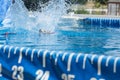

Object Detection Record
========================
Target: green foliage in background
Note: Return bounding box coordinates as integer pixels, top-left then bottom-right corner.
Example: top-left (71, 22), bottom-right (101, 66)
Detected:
top-left (94, 0), bottom-right (108, 8)
top-left (94, 0), bottom-right (108, 5)
top-left (94, 2), bottom-right (101, 8)
top-left (70, 0), bottom-right (87, 4)
top-left (74, 8), bottom-right (89, 14)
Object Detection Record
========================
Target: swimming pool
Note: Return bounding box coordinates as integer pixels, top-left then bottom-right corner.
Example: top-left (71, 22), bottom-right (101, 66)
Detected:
top-left (1, 18), bottom-right (120, 56)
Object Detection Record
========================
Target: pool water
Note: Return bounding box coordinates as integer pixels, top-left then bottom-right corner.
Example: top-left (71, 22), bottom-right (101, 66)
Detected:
top-left (0, 18), bottom-right (120, 56)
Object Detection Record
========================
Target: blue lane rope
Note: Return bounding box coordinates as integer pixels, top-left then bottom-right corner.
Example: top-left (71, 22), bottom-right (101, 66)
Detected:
top-left (84, 18), bottom-right (120, 28)
top-left (0, 45), bottom-right (120, 80)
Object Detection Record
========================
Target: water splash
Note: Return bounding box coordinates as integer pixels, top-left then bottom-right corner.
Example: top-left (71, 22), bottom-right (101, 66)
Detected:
top-left (0, 0), bottom-right (11, 22)
top-left (35, 0), bottom-right (69, 32)
top-left (1, 0), bottom-right (70, 33)
top-left (2, 0), bottom-right (29, 31)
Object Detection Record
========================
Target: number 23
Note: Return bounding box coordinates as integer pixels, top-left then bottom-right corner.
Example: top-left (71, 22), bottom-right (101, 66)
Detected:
top-left (12, 65), bottom-right (24, 80)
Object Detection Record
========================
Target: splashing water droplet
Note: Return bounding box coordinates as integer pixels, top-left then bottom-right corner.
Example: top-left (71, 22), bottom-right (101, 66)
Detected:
top-left (2, 0), bottom-right (70, 33)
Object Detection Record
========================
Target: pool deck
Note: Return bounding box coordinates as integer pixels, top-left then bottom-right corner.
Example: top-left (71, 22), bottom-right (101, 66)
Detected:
top-left (62, 14), bottom-right (120, 20)
top-left (29, 11), bottom-right (120, 20)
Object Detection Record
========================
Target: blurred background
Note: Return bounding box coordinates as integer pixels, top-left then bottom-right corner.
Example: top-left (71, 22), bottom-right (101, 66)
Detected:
top-left (22, 0), bottom-right (108, 15)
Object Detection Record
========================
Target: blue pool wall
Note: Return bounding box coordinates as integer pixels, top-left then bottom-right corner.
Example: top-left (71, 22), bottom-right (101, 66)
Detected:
top-left (84, 18), bottom-right (120, 28)
top-left (0, 45), bottom-right (120, 80)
